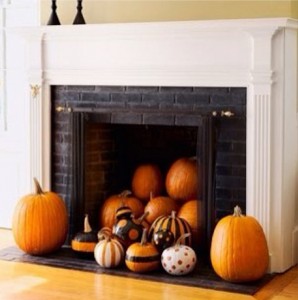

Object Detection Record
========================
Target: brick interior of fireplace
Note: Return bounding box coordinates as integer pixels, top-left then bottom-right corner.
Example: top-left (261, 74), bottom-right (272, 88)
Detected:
top-left (51, 86), bottom-right (246, 246)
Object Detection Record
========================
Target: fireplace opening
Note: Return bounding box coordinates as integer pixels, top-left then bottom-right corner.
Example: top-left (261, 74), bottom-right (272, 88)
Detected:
top-left (51, 85), bottom-right (246, 263)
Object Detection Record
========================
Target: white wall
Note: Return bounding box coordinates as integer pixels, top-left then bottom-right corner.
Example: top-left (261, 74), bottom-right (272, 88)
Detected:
top-left (0, 0), bottom-right (39, 228)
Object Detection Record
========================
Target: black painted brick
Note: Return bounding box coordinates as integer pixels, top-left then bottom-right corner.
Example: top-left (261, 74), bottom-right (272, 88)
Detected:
top-left (111, 113), bottom-right (142, 124)
top-left (176, 93), bottom-right (209, 105)
top-left (81, 92), bottom-right (110, 102)
top-left (143, 113), bottom-right (175, 125)
top-left (111, 92), bottom-right (141, 103)
top-left (142, 93), bottom-right (174, 104)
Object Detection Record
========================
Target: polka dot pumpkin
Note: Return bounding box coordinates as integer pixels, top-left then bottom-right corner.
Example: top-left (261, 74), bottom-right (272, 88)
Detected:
top-left (161, 233), bottom-right (197, 276)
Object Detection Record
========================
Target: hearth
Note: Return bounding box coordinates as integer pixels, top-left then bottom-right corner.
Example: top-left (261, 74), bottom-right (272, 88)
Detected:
top-left (51, 85), bottom-right (246, 256)
top-left (19, 18), bottom-right (298, 273)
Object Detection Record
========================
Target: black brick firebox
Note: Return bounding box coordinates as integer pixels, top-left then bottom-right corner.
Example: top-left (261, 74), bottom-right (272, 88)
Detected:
top-left (51, 85), bottom-right (246, 250)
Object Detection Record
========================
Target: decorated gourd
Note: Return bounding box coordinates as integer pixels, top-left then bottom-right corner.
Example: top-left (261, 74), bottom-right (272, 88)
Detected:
top-left (210, 206), bottom-right (269, 282)
top-left (71, 214), bottom-right (98, 255)
top-left (125, 229), bottom-right (160, 273)
top-left (131, 163), bottom-right (163, 201)
top-left (165, 157), bottom-right (200, 202)
top-left (144, 195), bottom-right (179, 224)
top-left (94, 236), bottom-right (125, 268)
top-left (149, 210), bottom-right (192, 252)
top-left (113, 206), bottom-right (144, 248)
top-left (99, 190), bottom-right (144, 229)
top-left (178, 199), bottom-right (202, 245)
top-left (161, 233), bottom-right (197, 275)
top-left (12, 178), bottom-right (68, 255)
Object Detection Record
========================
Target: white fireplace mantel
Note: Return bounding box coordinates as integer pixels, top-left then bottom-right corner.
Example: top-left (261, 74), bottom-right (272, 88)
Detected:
top-left (11, 18), bottom-right (298, 273)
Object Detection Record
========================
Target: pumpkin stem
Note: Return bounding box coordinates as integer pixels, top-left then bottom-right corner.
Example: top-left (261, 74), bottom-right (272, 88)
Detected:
top-left (136, 211), bottom-right (149, 224)
top-left (175, 233), bottom-right (191, 246)
top-left (84, 214), bottom-right (92, 233)
top-left (171, 210), bottom-right (177, 219)
top-left (140, 228), bottom-right (148, 246)
top-left (119, 190), bottom-right (132, 207)
top-left (119, 190), bottom-right (132, 198)
top-left (33, 177), bottom-right (44, 195)
top-left (233, 205), bottom-right (243, 217)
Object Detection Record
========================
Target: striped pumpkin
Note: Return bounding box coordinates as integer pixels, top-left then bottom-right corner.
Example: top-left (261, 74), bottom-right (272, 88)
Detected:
top-left (125, 229), bottom-right (160, 273)
top-left (149, 210), bottom-right (192, 252)
top-left (94, 237), bottom-right (124, 268)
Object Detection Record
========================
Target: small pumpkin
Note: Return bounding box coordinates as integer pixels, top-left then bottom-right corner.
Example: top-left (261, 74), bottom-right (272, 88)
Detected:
top-left (71, 214), bottom-right (98, 255)
top-left (99, 190), bottom-right (144, 229)
top-left (144, 195), bottom-right (179, 224)
top-left (125, 229), bottom-right (160, 273)
top-left (165, 157), bottom-right (200, 202)
top-left (161, 233), bottom-right (197, 275)
top-left (149, 210), bottom-right (192, 252)
top-left (210, 206), bottom-right (269, 282)
top-left (113, 206), bottom-right (145, 249)
top-left (178, 199), bottom-right (202, 245)
top-left (94, 236), bottom-right (125, 268)
top-left (131, 163), bottom-right (163, 201)
top-left (12, 178), bottom-right (68, 255)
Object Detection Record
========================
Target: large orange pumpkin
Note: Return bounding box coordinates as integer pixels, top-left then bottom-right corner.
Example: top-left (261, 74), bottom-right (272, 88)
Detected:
top-left (12, 178), bottom-right (68, 255)
top-left (99, 190), bottom-right (144, 229)
top-left (144, 195), bottom-right (179, 224)
top-left (131, 163), bottom-right (163, 201)
top-left (210, 206), bottom-right (269, 282)
top-left (165, 157), bottom-right (200, 202)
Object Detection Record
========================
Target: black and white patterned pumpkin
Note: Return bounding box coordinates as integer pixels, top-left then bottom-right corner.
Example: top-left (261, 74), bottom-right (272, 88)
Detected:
top-left (149, 210), bottom-right (192, 252)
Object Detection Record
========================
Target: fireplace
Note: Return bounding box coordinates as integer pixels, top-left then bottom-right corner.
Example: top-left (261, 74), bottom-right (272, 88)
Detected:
top-left (20, 18), bottom-right (298, 273)
top-left (51, 85), bottom-right (246, 252)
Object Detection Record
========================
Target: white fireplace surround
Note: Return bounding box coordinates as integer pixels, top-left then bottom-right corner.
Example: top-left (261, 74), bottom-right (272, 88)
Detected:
top-left (15, 18), bottom-right (298, 273)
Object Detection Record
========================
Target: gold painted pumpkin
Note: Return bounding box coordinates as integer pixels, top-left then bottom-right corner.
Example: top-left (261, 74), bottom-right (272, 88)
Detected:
top-left (165, 157), bottom-right (200, 202)
top-left (125, 229), bottom-right (160, 273)
top-left (12, 178), bottom-right (68, 255)
top-left (210, 206), bottom-right (269, 282)
top-left (131, 163), bottom-right (163, 201)
top-left (99, 190), bottom-right (144, 229)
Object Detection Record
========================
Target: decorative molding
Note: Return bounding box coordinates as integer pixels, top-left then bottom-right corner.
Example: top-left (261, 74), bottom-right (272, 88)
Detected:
top-left (30, 84), bottom-right (40, 99)
top-left (19, 18), bottom-right (298, 273)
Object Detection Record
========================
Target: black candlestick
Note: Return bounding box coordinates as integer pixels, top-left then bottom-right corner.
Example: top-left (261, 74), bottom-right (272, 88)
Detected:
top-left (47, 0), bottom-right (61, 25)
top-left (73, 0), bottom-right (86, 25)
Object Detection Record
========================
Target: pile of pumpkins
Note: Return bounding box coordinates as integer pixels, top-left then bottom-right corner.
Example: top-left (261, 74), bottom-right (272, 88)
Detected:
top-left (11, 157), bottom-right (270, 282)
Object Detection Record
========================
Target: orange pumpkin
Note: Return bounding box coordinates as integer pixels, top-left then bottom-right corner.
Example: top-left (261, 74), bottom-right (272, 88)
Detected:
top-left (210, 206), bottom-right (269, 282)
top-left (144, 195), bottom-right (179, 224)
top-left (165, 157), bottom-right (200, 202)
top-left (99, 190), bottom-right (144, 229)
top-left (12, 178), bottom-right (68, 255)
top-left (131, 163), bottom-right (163, 201)
top-left (125, 229), bottom-right (160, 273)
top-left (178, 199), bottom-right (202, 245)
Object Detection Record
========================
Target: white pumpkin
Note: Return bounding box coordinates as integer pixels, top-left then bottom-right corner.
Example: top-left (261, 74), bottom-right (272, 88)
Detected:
top-left (94, 237), bottom-right (124, 268)
top-left (161, 233), bottom-right (197, 275)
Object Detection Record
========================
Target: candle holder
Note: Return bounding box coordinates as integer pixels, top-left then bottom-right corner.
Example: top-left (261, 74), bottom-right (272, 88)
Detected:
top-left (47, 0), bottom-right (61, 25)
top-left (73, 0), bottom-right (86, 25)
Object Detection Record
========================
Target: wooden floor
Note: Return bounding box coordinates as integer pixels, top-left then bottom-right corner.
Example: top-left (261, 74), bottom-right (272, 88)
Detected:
top-left (0, 229), bottom-right (297, 300)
